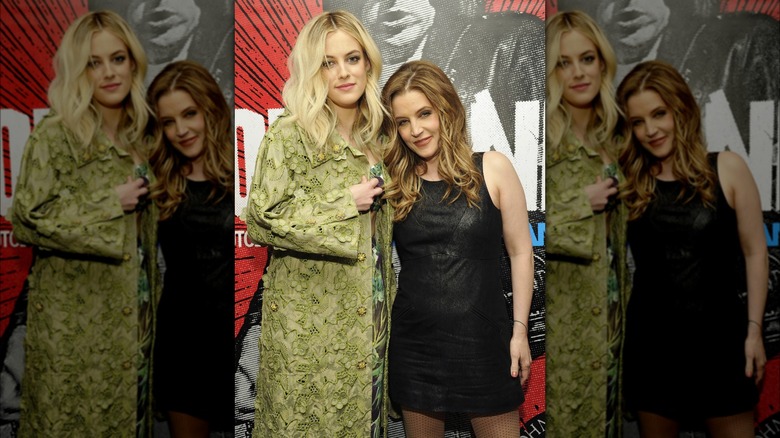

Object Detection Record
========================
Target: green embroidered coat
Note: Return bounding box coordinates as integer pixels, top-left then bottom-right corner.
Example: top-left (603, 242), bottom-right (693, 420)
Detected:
top-left (10, 115), bottom-right (160, 437)
top-left (246, 113), bottom-right (395, 437)
top-left (545, 131), bottom-right (629, 438)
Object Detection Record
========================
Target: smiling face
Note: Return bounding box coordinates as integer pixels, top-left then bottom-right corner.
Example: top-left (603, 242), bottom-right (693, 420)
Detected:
top-left (627, 89), bottom-right (676, 165)
top-left (322, 29), bottom-right (370, 116)
top-left (157, 89), bottom-right (206, 164)
top-left (556, 29), bottom-right (603, 111)
top-left (88, 30), bottom-right (134, 113)
top-left (391, 89), bottom-right (441, 163)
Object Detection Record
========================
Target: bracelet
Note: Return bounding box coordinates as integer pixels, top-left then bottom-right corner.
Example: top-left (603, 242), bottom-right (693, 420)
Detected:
top-left (748, 319), bottom-right (762, 329)
top-left (513, 320), bottom-right (528, 331)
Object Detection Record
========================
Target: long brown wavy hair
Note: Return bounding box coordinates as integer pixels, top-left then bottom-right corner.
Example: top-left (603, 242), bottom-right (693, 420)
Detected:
top-left (147, 60), bottom-right (233, 220)
top-left (382, 60), bottom-right (482, 222)
top-left (617, 60), bottom-right (717, 220)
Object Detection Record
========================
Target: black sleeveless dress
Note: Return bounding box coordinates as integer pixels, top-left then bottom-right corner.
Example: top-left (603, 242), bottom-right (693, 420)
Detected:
top-left (389, 153), bottom-right (523, 413)
top-left (154, 180), bottom-right (234, 428)
top-left (624, 153), bottom-right (757, 420)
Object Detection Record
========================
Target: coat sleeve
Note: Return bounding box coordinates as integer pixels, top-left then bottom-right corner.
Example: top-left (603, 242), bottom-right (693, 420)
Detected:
top-left (246, 122), bottom-right (361, 259)
top-left (10, 121), bottom-right (128, 259)
top-left (545, 147), bottom-right (596, 260)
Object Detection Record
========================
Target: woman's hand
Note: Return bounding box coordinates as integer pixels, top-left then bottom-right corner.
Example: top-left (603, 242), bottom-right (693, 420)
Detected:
top-left (349, 176), bottom-right (383, 212)
top-left (744, 322), bottom-right (766, 384)
top-left (584, 175), bottom-right (618, 212)
top-left (115, 176), bottom-right (149, 213)
top-left (510, 326), bottom-right (532, 385)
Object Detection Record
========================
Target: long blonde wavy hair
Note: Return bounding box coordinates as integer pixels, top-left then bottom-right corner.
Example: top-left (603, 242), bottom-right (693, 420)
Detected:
top-left (147, 61), bottom-right (233, 221)
top-left (46, 10), bottom-right (148, 155)
top-left (282, 10), bottom-right (386, 158)
top-left (382, 60), bottom-right (482, 222)
top-left (617, 60), bottom-right (717, 220)
top-left (546, 10), bottom-right (619, 153)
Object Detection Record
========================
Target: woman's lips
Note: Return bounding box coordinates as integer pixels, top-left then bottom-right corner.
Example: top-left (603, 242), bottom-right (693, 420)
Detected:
top-left (179, 136), bottom-right (197, 148)
top-left (414, 136), bottom-right (432, 147)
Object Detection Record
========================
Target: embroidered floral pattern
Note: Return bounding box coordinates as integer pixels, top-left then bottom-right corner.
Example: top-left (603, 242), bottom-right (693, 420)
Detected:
top-left (545, 132), bottom-right (629, 438)
top-left (247, 114), bottom-right (395, 437)
top-left (10, 116), bottom-right (160, 437)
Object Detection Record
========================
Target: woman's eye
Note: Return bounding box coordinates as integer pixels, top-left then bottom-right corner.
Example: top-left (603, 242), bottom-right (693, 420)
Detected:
top-left (322, 60), bottom-right (334, 69)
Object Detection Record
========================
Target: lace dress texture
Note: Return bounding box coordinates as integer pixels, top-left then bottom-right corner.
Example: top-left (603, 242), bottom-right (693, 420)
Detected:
top-left (246, 113), bottom-right (395, 437)
top-left (10, 115), bottom-right (159, 437)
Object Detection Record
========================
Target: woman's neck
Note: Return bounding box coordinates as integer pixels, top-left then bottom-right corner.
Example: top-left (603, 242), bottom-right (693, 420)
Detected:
top-left (186, 157), bottom-right (207, 181)
top-left (419, 157), bottom-right (440, 181)
top-left (568, 105), bottom-right (592, 144)
top-left (334, 106), bottom-right (357, 137)
top-left (100, 107), bottom-right (123, 143)
top-left (655, 157), bottom-right (675, 181)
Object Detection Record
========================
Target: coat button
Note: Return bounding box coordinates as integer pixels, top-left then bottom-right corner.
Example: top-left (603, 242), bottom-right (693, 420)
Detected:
top-left (269, 302), bottom-right (278, 312)
top-left (591, 361), bottom-right (600, 370)
top-left (123, 253), bottom-right (131, 262)
top-left (357, 253), bottom-right (366, 262)
top-left (123, 361), bottom-right (132, 370)
top-left (122, 307), bottom-right (132, 316)
top-left (592, 253), bottom-right (601, 262)
top-left (357, 360), bottom-right (366, 370)
top-left (357, 306), bottom-right (367, 316)
top-left (34, 303), bottom-right (43, 311)
top-left (591, 307), bottom-right (601, 316)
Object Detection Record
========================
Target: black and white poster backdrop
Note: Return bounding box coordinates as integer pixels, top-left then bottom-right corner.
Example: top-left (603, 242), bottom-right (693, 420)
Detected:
top-left (233, 1), bottom-right (547, 436)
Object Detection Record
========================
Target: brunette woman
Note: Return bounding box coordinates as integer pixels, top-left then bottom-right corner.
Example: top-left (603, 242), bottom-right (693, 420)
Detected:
top-left (147, 60), bottom-right (234, 437)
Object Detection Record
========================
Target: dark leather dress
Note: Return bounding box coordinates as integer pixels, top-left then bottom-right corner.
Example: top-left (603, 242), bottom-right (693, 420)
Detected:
top-left (154, 180), bottom-right (234, 428)
top-left (389, 153), bottom-right (523, 413)
top-left (624, 153), bottom-right (757, 420)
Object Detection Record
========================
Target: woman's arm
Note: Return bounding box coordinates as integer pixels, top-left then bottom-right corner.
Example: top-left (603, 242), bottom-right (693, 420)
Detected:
top-left (10, 121), bottom-right (130, 259)
top-left (546, 143), bottom-right (616, 259)
top-left (719, 151), bottom-right (768, 383)
top-left (245, 122), bottom-right (367, 259)
top-left (484, 151), bottom-right (534, 384)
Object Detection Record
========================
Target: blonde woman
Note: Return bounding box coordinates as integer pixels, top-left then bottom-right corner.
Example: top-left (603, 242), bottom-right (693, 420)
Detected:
top-left (544, 10), bottom-right (629, 437)
top-left (245, 10), bottom-right (394, 438)
top-left (147, 60), bottom-right (234, 437)
top-left (10, 10), bottom-right (158, 436)
top-left (382, 60), bottom-right (533, 438)
top-left (618, 60), bottom-right (766, 437)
